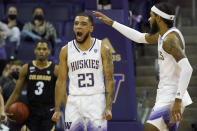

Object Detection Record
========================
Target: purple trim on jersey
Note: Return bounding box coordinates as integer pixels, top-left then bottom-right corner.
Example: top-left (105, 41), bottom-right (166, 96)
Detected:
top-left (89, 38), bottom-right (96, 52)
top-left (73, 40), bottom-right (80, 53)
top-left (148, 106), bottom-right (178, 131)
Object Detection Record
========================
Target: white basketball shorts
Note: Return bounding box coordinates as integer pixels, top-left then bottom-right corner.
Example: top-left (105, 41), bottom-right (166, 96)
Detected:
top-left (65, 93), bottom-right (107, 131)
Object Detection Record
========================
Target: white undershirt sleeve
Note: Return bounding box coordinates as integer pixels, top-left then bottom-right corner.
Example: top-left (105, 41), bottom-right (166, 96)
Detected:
top-left (112, 21), bottom-right (148, 44)
top-left (175, 58), bottom-right (193, 99)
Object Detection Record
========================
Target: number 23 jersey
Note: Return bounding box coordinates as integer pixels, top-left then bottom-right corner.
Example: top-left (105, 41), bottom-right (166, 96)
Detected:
top-left (26, 62), bottom-right (56, 106)
top-left (67, 38), bottom-right (105, 95)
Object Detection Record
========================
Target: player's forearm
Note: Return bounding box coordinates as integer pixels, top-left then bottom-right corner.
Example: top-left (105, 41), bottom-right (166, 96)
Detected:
top-left (175, 58), bottom-right (193, 99)
top-left (55, 80), bottom-right (66, 111)
top-left (112, 21), bottom-right (148, 44)
top-left (105, 79), bottom-right (115, 110)
top-left (61, 92), bottom-right (68, 108)
top-left (0, 94), bottom-right (5, 114)
top-left (5, 89), bottom-right (20, 110)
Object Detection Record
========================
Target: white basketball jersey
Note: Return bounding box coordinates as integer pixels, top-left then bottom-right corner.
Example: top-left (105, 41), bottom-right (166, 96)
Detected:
top-left (67, 38), bottom-right (105, 95)
top-left (155, 27), bottom-right (192, 108)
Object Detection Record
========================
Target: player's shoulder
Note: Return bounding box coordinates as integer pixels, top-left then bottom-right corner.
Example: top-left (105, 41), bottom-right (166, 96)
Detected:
top-left (163, 32), bottom-right (179, 45)
top-left (101, 38), bottom-right (110, 51)
top-left (22, 63), bottom-right (29, 70)
top-left (164, 28), bottom-right (182, 41)
top-left (19, 63), bottom-right (29, 77)
top-left (59, 44), bottom-right (68, 59)
top-left (61, 44), bottom-right (68, 52)
top-left (54, 65), bottom-right (59, 77)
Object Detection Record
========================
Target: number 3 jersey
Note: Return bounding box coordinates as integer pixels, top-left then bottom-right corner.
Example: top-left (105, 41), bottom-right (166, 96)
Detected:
top-left (26, 62), bottom-right (57, 107)
top-left (67, 38), bottom-right (105, 95)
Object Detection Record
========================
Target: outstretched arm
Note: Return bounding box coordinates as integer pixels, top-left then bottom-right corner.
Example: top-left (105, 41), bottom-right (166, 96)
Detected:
top-left (101, 41), bottom-right (115, 120)
top-left (52, 45), bottom-right (68, 122)
top-left (92, 11), bottom-right (158, 44)
top-left (5, 64), bottom-right (27, 111)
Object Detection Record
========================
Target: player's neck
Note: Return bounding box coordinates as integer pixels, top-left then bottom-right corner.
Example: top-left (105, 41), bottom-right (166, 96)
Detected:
top-left (33, 60), bottom-right (51, 69)
top-left (76, 37), bottom-right (93, 51)
top-left (159, 23), bottom-right (169, 36)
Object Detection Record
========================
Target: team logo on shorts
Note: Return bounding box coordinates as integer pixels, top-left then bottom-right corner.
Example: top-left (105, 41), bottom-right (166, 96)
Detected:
top-left (65, 122), bottom-right (72, 130)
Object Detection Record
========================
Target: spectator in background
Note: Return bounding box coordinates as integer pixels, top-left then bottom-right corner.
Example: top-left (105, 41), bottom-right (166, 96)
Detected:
top-left (2, 5), bottom-right (24, 31)
top-left (22, 7), bottom-right (58, 56)
top-left (0, 21), bottom-right (12, 60)
top-left (97, 0), bottom-right (112, 10)
top-left (1, 5), bottom-right (22, 55)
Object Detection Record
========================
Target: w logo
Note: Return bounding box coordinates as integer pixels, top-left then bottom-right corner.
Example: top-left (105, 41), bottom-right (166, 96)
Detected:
top-left (65, 122), bottom-right (72, 129)
top-left (113, 74), bottom-right (125, 103)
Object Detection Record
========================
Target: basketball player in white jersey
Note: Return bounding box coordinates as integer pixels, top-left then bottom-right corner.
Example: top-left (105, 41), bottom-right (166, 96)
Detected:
top-left (93, 2), bottom-right (193, 131)
top-left (52, 12), bottom-right (114, 131)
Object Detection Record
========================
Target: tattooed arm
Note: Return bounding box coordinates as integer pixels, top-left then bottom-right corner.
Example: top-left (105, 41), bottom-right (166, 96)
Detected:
top-left (101, 40), bottom-right (115, 120)
top-left (163, 33), bottom-right (186, 61)
top-left (163, 33), bottom-right (193, 123)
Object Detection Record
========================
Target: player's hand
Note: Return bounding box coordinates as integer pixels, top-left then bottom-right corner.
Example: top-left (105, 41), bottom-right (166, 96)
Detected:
top-left (170, 98), bottom-right (182, 123)
top-left (103, 108), bottom-right (112, 120)
top-left (92, 11), bottom-right (114, 26)
top-left (6, 112), bottom-right (16, 122)
top-left (0, 111), bottom-right (7, 123)
top-left (51, 111), bottom-right (61, 122)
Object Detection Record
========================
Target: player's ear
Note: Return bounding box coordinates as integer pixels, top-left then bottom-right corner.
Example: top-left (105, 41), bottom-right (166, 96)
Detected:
top-left (48, 49), bottom-right (51, 56)
top-left (157, 15), bottom-right (162, 22)
top-left (90, 25), bottom-right (93, 33)
top-left (34, 48), bottom-right (36, 55)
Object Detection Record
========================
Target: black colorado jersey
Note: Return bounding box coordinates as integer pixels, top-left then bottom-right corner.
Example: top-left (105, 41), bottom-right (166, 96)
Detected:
top-left (26, 62), bottom-right (56, 107)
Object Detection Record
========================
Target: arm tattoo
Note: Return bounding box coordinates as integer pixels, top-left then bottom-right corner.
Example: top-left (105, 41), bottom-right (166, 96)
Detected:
top-left (104, 47), bottom-right (115, 110)
top-left (163, 37), bottom-right (186, 62)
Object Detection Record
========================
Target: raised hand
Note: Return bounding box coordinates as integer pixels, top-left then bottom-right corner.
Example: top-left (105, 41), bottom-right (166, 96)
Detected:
top-left (92, 11), bottom-right (114, 26)
top-left (0, 111), bottom-right (7, 123)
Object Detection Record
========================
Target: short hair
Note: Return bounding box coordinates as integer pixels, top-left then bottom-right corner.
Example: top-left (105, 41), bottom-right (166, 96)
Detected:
top-left (75, 12), bottom-right (94, 25)
top-left (35, 39), bottom-right (50, 49)
top-left (7, 5), bottom-right (18, 13)
top-left (154, 2), bottom-right (175, 28)
top-left (32, 7), bottom-right (45, 15)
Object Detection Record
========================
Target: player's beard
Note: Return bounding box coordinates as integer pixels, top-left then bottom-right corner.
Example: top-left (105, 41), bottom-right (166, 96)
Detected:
top-left (149, 20), bottom-right (159, 35)
top-left (74, 32), bottom-right (90, 44)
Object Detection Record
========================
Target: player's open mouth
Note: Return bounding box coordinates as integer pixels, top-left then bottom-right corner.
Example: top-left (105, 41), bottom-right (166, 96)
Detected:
top-left (76, 32), bottom-right (83, 38)
top-left (39, 55), bottom-right (44, 57)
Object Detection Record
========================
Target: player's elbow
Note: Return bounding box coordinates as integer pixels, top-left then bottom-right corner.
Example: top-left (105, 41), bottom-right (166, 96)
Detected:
top-left (187, 65), bottom-right (193, 76)
top-left (182, 64), bottom-right (193, 77)
top-left (56, 78), bottom-right (66, 88)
